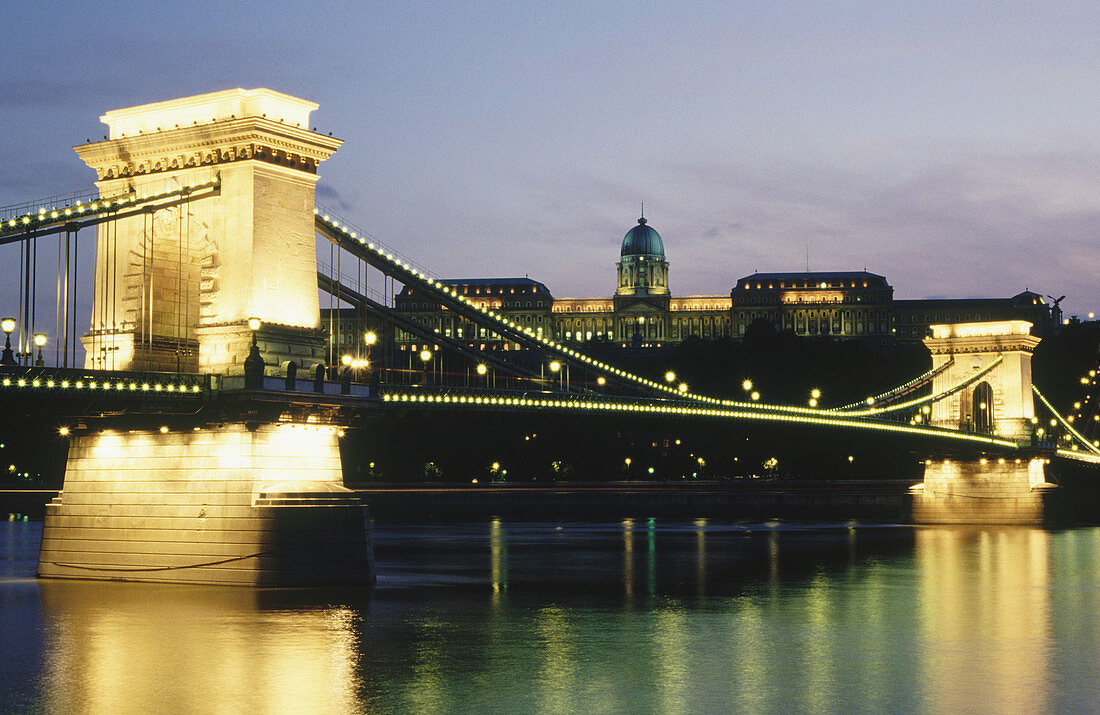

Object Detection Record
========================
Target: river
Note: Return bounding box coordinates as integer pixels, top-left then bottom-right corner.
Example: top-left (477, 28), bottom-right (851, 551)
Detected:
top-left (2, 517), bottom-right (1100, 712)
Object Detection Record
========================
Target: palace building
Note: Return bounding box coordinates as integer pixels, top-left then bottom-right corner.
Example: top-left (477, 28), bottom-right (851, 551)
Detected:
top-left (322, 214), bottom-right (1057, 359)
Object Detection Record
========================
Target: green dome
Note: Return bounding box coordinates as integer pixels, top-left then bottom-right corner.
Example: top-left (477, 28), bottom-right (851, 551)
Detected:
top-left (620, 217), bottom-right (665, 257)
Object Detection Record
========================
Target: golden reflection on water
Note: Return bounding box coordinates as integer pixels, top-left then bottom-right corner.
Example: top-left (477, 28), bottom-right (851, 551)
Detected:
top-left (534, 605), bottom-right (578, 712)
top-left (654, 605), bottom-right (690, 712)
top-left (489, 516), bottom-right (507, 605)
top-left (916, 527), bottom-right (1052, 713)
top-left (37, 580), bottom-right (362, 713)
top-left (25, 523), bottom-right (1096, 712)
top-left (622, 518), bottom-right (634, 604)
top-left (694, 517), bottom-right (707, 599)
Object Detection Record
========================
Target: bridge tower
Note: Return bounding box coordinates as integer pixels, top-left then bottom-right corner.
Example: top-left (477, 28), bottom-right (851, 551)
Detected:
top-left (912, 320), bottom-right (1061, 524)
top-left (38, 91), bottom-right (372, 586)
top-left (924, 320), bottom-right (1039, 439)
top-left (74, 88), bottom-right (341, 375)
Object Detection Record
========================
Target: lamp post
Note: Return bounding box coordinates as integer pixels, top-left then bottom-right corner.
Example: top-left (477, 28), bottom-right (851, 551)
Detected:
top-left (549, 360), bottom-right (561, 390)
top-left (244, 317), bottom-right (264, 388)
top-left (1, 318), bottom-right (15, 366)
top-left (34, 334), bottom-right (46, 367)
top-left (364, 331), bottom-right (377, 383)
top-left (420, 348), bottom-right (432, 385)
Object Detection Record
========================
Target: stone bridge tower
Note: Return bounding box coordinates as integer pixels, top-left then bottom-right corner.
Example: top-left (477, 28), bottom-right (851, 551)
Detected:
top-left (74, 88), bottom-right (341, 375)
top-left (913, 320), bottom-right (1061, 524)
top-left (37, 91), bottom-right (371, 587)
top-left (924, 320), bottom-right (1040, 440)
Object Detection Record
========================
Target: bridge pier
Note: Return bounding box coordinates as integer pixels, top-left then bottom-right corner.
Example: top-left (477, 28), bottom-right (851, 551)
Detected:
top-left (37, 422), bottom-right (373, 586)
top-left (910, 457), bottom-right (1064, 525)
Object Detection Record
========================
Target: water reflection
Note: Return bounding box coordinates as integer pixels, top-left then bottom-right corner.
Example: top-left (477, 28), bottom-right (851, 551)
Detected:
top-left (6, 521), bottom-right (1100, 711)
top-left (915, 527), bottom-right (1054, 713)
top-left (35, 581), bottom-right (366, 713)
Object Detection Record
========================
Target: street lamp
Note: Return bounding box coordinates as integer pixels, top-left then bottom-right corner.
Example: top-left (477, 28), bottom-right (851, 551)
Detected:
top-left (364, 331), bottom-right (377, 365)
top-left (678, 382), bottom-right (688, 393)
top-left (244, 317), bottom-right (264, 388)
top-left (549, 360), bottom-right (565, 390)
top-left (420, 348), bottom-right (432, 384)
top-left (34, 334), bottom-right (46, 367)
top-left (665, 370), bottom-right (676, 383)
top-left (1, 318), bottom-right (15, 366)
top-left (742, 379), bottom-right (753, 392)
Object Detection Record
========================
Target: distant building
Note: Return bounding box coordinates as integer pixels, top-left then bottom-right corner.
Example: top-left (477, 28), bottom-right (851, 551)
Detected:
top-left (322, 214), bottom-right (1057, 360)
top-left (731, 271), bottom-right (893, 338)
top-left (893, 292), bottom-right (1056, 341)
top-left (395, 277), bottom-right (554, 352)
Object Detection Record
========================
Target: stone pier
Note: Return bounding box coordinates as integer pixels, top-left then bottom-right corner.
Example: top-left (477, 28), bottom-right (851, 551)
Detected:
top-left (910, 457), bottom-right (1061, 525)
top-left (37, 423), bottom-right (373, 586)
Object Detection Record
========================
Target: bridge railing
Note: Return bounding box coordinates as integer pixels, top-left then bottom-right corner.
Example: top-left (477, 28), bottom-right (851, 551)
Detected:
top-left (0, 364), bottom-right (212, 395)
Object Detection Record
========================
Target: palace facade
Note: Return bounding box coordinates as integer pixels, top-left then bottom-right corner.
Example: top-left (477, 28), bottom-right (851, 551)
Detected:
top-left (322, 214), bottom-right (1057, 358)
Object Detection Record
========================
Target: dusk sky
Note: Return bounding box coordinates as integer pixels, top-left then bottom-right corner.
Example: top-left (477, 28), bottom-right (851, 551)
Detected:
top-left (3, 1), bottom-right (1098, 316)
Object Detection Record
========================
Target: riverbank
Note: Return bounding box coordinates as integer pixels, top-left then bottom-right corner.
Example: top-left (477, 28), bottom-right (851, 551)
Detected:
top-left (354, 480), bottom-right (914, 521)
top-left (3, 481), bottom-right (913, 522)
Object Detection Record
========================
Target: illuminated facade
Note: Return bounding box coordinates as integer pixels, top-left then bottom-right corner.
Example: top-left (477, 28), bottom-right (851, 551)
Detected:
top-left (733, 275), bottom-right (1055, 341)
top-left (388, 216), bottom-right (732, 351)
top-left (893, 292), bottom-right (1055, 341)
top-left (76, 88), bottom-right (341, 375)
top-left (912, 319), bottom-right (1058, 525)
top-left (732, 271), bottom-right (893, 338)
top-left (378, 215), bottom-right (1055, 354)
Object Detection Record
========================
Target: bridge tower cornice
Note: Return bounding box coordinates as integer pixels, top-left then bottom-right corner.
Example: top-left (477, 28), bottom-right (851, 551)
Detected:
top-left (923, 320), bottom-right (1040, 357)
top-left (74, 120), bottom-right (342, 181)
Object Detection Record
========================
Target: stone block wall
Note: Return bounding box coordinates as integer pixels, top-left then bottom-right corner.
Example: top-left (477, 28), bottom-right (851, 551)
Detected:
top-left (37, 423), bottom-right (373, 586)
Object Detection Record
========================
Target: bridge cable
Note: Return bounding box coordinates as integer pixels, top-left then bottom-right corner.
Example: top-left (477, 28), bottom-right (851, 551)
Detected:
top-left (31, 230), bottom-right (37, 363)
top-left (1033, 384), bottom-right (1100, 455)
top-left (832, 360), bottom-right (954, 412)
top-left (176, 203), bottom-right (182, 372)
top-left (70, 226), bottom-right (77, 367)
top-left (832, 355), bottom-right (1004, 418)
top-left (55, 229), bottom-right (61, 367)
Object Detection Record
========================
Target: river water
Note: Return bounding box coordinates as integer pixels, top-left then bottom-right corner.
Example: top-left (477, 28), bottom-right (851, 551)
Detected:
top-left (2, 517), bottom-right (1100, 713)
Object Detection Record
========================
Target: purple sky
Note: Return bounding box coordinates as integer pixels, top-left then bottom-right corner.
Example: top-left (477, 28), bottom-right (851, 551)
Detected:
top-left (3, 1), bottom-right (1098, 318)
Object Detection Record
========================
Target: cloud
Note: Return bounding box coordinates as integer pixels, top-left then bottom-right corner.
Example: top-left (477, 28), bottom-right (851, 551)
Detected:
top-left (315, 184), bottom-right (355, 213)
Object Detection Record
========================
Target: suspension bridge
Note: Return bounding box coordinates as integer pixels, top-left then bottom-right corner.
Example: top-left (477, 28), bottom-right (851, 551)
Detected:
top-left (2, 88), bottom-right (1097, 585)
